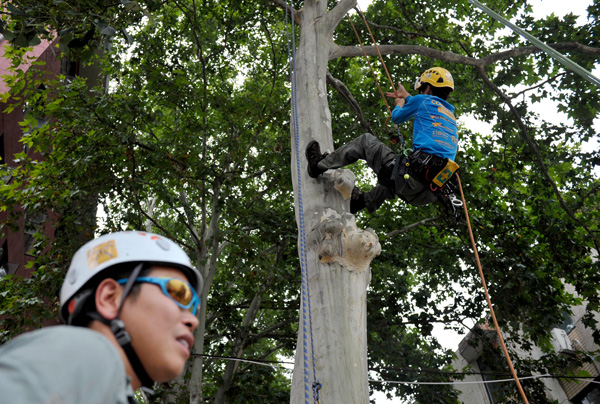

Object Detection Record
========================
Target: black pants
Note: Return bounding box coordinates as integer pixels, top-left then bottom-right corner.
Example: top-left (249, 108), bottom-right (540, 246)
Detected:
top-left (317, 133), bottom-right (436, 212)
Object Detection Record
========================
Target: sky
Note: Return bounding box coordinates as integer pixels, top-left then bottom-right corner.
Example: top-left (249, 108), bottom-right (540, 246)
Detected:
top-left (353, 0), bottom-right (597, 402)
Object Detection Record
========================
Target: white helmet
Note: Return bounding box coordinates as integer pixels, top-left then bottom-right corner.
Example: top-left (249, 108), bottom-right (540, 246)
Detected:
top-left (60, 231), bottom-right (202, 322)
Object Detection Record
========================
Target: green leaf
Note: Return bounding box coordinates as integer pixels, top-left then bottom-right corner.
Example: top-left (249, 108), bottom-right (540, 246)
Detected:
top-left (7, 3), bottom-right (26, 16)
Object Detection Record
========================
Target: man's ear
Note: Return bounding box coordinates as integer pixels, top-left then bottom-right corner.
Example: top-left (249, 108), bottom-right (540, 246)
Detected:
top-left (95, 278), bottom-right (123, 320)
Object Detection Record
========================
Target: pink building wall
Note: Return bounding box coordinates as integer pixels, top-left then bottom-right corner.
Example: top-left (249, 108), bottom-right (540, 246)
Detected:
top-left (0, 36), bottom-right (62, 277)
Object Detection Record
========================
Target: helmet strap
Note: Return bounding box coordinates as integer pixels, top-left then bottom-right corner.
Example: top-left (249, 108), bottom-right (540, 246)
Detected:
top-left (116, 263), bottom-right (144, 317)
top-left (110, 318), bottom-right (155, 391)
top-left (66, 288), bottom-right (94, 325)
top-left (414, 77), bottom-right (421, 91)
top-left (88, 263), bottom-right (155, 391)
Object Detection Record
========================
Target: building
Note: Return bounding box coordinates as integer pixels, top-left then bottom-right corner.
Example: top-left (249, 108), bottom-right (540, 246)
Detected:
top-left (0, 35), bottom-right (66, 278)
top-left (453, 284), bottom-right (600, 403)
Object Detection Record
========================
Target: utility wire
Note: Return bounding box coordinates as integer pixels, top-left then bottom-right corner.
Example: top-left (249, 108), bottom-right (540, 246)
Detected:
top-left (195, 353), bottom-right (600, 380)
top-left (465, 0), bottom-right (600, 88)
top-left (370, 374), bottom-right (600, 386)
top-left (194, 354), bottom-right (600, 387)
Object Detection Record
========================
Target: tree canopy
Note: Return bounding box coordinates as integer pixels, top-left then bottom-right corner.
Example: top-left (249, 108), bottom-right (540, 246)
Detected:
top-left (1, 0), bottom-right (599, 403)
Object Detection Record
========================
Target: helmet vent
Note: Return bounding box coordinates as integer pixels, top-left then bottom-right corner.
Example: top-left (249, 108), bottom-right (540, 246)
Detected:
top-left (68, 268), bottom-right (78, 284)
top-left (155, 238), bottom-right (171, 251)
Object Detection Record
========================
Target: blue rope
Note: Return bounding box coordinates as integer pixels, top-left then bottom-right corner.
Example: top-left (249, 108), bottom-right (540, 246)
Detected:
top-left (285, 2), bottom-right (320, 403)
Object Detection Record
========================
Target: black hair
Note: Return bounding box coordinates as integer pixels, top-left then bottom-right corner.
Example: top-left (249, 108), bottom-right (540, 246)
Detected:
top-left (419, 83), bottom-right (452, 101)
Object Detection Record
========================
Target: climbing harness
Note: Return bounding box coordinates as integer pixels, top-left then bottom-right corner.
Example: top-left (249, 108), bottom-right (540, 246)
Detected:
top-left (456, 174), bottom-right (530, 404)
top-left (285, 2), bottom-right (321, 403)
top-left (386, 149), bottom-right (463, 214)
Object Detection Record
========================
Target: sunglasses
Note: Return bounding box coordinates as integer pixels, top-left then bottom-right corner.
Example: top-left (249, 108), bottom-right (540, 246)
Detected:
top-left (117, 277), bottom-right (201, 315)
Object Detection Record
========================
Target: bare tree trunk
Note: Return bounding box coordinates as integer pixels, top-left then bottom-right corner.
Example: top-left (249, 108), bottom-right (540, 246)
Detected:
top-left (213, 293), bottom-right (263, 404)
top-left (289, 1), bottom-right (381, 403)
top-left (189, 184), bottom-right (224, 404)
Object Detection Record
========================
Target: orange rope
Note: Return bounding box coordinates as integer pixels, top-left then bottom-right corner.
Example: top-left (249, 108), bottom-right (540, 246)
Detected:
top-left (456, 173), bottom-right (530, 404)
top-left (347, 15), bottom-right (393, 117)
top-left (355, 5), bottom-right (396, 94)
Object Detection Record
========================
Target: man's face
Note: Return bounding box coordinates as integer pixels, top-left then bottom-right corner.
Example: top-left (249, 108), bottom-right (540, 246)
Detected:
top-left (120, 266), bottom-right (199, 382)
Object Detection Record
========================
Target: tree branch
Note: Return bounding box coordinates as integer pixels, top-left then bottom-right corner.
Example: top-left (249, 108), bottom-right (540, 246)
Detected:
top-left (510, 73), bottom-right (566, 99)
top-left (325, 0), bottom-right (357, 35)
top-left (480, 42), bottom-right (600, 65)
top-left (326, 71), bottom-right (372, 133)
top-left (476, 66), bottom-right (600, 252)
top-left (265, 0), bottom-right (302, 25)
top-left (329, 42), bottom-right (600, 69)
top-left (360, 18), bottom-right (471, 53)
top-left (386, 216), bottom-right (441, 238)
top-left (329, 44), bottom-right (481, 64)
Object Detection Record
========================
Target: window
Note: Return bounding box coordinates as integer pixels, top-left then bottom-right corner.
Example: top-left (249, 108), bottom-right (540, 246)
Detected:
top-left (24, 212), bottom-right (46, 255)
top-left (574, 381), bottom-right (600, 404)
top-left (0, 132), bottom-right (4, 164)
top-left (22, 96), bottom-right (49, 155)
top-left (60, 59), bottom-right (79, 81)
top-left (477, 357), bottom-right (504, 404)
top-left (474, 343), bottom-right (525, 404)
top-left (0, 240), bottom-right (8, 278)
top-left (557, 311), bottom-right (576, 334)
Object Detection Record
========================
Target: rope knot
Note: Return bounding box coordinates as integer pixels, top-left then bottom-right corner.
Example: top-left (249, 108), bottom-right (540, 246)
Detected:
top-left (312, 380), bottom-right (322, 403)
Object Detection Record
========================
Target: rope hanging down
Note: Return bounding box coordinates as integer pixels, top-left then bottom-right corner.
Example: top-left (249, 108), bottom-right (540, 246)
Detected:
top-left (347, 7), bottom-right (407, 148)
top-left (350, 8), bottom-right (531, 403)
top-left (285, 1), bottom-right (321, 403)
top-left (466, 0), bottom-right (600, 88)
top-left (456, 174), bottom-right (530, 404)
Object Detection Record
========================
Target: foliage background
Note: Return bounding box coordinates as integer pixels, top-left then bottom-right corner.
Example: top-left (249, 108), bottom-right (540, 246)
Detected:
top-left (1, 0), bottom-right (599, 402)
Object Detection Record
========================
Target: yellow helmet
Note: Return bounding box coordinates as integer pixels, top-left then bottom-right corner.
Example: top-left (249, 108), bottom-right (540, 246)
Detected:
top-left (414, 67), bottom-right (454, 91)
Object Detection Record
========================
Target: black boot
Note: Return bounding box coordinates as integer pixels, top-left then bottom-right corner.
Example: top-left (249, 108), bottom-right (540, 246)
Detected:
top-left (350, 187), bottom-right (366, 214)
top-left (305, 140), bottom-right (328, 178)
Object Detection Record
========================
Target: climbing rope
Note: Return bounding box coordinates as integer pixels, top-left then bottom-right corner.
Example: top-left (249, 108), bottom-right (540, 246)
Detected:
top-left (355, 6), bottom-right (396, 95)
top-left (285, 2), bottom-right (321, 403)
top-left (347, 7), bottom-right (407, 149)
top-left (456, 174), bottom-right (530, 404)
top-left (347, 15), bottom-right (393, 118)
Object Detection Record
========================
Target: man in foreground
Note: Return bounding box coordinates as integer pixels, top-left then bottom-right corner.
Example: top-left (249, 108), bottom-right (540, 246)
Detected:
top-left (0, 231), bottom-right (203, 403)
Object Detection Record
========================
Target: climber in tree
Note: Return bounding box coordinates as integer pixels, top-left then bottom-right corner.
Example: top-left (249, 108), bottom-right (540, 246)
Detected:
top-left (306, 67), bottom-right (459, 214)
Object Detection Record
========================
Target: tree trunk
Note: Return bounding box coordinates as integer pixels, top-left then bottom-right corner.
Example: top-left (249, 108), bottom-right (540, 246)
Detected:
top-left (213, 293), bottom-right (263, 404)
top-left (189, 185), bottom-right (224, 404)
top-left (289, 1), bottom-right (381, 403)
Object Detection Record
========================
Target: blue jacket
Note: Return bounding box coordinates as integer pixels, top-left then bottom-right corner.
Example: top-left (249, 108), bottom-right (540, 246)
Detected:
top-left (391, 94), bottom-right (458, 160)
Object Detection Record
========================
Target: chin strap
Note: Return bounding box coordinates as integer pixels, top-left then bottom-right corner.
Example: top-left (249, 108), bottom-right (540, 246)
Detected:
top-left (88, 263), bottom-right (155, 392)
top-left (110, 318), bottom-right (155, 392)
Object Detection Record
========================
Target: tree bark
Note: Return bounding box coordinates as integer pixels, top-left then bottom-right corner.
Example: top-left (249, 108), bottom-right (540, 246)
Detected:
top-left (289, 1), bottom-right (381, 403)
